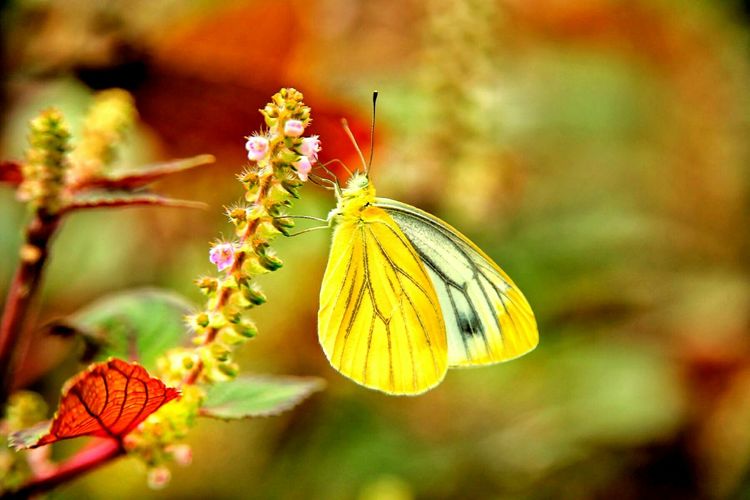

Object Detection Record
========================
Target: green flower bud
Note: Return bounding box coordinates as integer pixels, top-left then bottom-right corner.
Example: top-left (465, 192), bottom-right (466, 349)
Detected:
top-left (272, 216), bottom-right (295, 236)
top-left (191, 312), bottom-right (210, 328)
top-left (207, 311), bottom-right (228, 329)
top-left (218, 326), bottom-right (246, 346)
top-left (256, 245), bottom-right (283, 271)
top-left (242, 282), bottom-right (267, 305)
top-left (217, 362), bottom-right (239, 378)
top-left (237, 318), bottom-right (258, 338)
top-left (280, 178), bottom-right (303, 198)
top-left (181, 355), bottom-right (195, 370)
top-left (210, 343), bottom-right (230, 362)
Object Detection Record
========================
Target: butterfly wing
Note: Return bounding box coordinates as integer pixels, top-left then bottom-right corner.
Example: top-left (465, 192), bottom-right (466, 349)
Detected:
top-left (376, 198), bottom-right (538, 367)
top-left (318, 205), bottom-right (448, 395)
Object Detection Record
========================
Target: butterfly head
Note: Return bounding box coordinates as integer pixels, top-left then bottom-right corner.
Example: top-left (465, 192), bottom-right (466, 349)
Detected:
top-left (330, 172), bottom-right (376, 222)
top-left (329, 93), bottom-right (379, 223)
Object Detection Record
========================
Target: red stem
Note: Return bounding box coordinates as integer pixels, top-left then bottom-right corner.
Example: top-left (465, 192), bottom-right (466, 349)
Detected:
top-left (6, 440), bottom-right (125, 499)
top-left (0, 211), bottom-right (60, 408)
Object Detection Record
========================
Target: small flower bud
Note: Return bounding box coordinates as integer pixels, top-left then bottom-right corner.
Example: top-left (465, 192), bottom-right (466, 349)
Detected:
top-left (272, 216), bottom-right (295, 236)
top-left (281, 178), bottom-right (303, 198)
top-left (207, 311), bottom-right (228, 329)
top-left (189, 312), bottom-right (210, 328)
top-left (147, 466), bottom-right (172, 490)
top-left (227, 206), bottom-right (247, 222)
top-left (300, 135), bottom-right (321, 164)
top-left (294, 156), bottom-right (312, 181)
top-left (169, 444), bottom-right (193, 467)
top-left (257, 246), bottom-right (283, 271)
top-left (246, 203), bottom-right (267, 221)
top-left (238, 169), bottom-right (259, 185)
top-left (237, 318), bottom-right (258, 338)
top-left (217, 362), bottom-right (239, 378)
top-left (255, 220), bottom-right (282, 241)
top-left (284, 119), bottom-right (305, 137)
top-left (242, 283), bottom-right (267, 305)
top-left (218, 274), bottom-right (240, 291)
top-left (210, 343), bottom-right (230, 361)
top-left (209, 242), bottom-right (236, 272)
top-left (218, 326), bottom-right (246, 346)
top-left (245, 135), bottom-right (269, 161)
top-left (195, 276), bottom-right (218, 294)
top-left (181, 354), bottom-right (195, 370)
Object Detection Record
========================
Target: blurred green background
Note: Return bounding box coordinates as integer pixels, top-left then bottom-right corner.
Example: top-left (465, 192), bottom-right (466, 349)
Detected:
top-left (2, 0), bottom-right (750, 498)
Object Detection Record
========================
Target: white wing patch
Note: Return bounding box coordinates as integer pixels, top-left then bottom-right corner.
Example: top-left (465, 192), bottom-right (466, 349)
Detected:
top-left (376, 198), bottom-right (538, 367)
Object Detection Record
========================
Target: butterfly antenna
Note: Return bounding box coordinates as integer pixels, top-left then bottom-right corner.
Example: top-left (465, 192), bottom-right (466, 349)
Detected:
top-left (367, 91), bottom-right (378, 174)
top-left (314, 161), bottom-right (343, 197)
top-left (341, 118), bottom-right (368, 174)
top-left (308, 174), bottom-right (336, 191)
top-left (319, 158), bottom-right (353, 178)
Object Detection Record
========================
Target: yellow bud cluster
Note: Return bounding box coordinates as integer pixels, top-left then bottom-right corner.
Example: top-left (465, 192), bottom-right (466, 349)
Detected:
top-left (125, 384), bottom-right (203, 469)
top-left (68, 89), bottom-right (136, 185)
top-left (18, 109), bottom-right (71, 214)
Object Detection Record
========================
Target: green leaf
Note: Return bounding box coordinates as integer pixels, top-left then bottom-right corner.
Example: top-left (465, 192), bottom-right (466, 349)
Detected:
top-left (63, 288), bottom-right (195, 371)
top-left (200, 376), bottom-right (325, 419)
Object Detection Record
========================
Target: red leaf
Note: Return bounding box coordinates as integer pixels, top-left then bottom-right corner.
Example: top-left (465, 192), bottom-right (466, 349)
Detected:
top-left (62, 192), bottom-right (207, 213)
top-left (0, 160), bottom-right (23, 186)
top-left (69, 154), bottom-right (215, 191)
top-left (11, 359), bottom-right (179, 450)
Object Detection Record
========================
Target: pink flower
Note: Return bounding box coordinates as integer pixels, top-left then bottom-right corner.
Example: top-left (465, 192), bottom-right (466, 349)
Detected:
top-left (209, 242), bottom-right (235, 271)
top-left (245, 136), bottom-right (269, 161)
top-left (147, 466), bottom-right (171, 490)
top-left (284, 119), bottom-right (305, 137)
top-left (300, 135), bottom-right (321, 164)
top-left (168, 444), bottom-right (193, 467)
top-left (294, 156), bottom-right (312, 181)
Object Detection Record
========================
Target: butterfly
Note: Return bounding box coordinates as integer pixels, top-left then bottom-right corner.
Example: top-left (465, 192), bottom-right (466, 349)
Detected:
top-left (317, 167), bottom-right (538, 395)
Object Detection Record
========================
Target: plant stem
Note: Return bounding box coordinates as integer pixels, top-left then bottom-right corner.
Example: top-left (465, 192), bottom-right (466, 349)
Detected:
top-left (5, 439), bottom-right (124, 499)
top-left (0, 210), bottom-right (60, 408)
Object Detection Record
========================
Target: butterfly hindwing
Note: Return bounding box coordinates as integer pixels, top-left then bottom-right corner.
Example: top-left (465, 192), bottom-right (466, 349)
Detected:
top-left (318, 205), bottom-right (448, 395)
top-left (377, 198), bottom-right (538, 367)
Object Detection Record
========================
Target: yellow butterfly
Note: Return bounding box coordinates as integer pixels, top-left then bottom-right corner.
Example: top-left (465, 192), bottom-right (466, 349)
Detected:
top-left (317, 168), bottom-right (538, 396)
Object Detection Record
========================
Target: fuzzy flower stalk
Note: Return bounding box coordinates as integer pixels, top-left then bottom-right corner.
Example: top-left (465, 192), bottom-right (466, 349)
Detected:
top-left (0, 92), bottom-right (139, 407)
top-left (126, 88), bottom-right (318, 481)
top-left (189, 87), bottom-right (314, 384)
top-left (0, 89), bottom-right (222, 497)
top-left (0, 110), bottom-right (71, 406)
top-left (67, 89), bottom-right (136, 187)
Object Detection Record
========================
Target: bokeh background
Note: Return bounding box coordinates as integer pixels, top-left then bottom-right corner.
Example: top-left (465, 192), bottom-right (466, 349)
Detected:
top-left (2, 0), bottom-right (750, 498)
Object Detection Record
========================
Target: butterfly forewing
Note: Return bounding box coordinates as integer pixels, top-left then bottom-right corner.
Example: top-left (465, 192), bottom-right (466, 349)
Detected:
top-left (376, 198), bottom-right (538, 367)
top-left (318, 205), bottom-right (448, 395)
